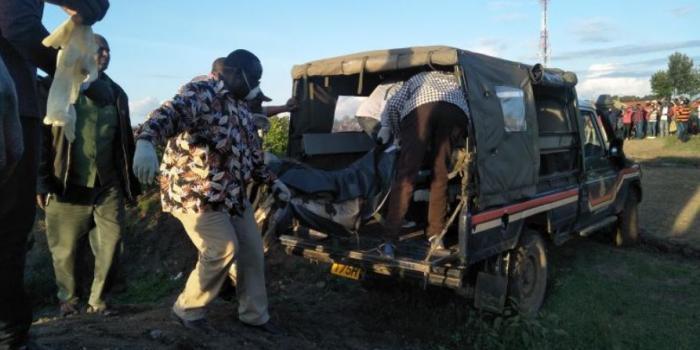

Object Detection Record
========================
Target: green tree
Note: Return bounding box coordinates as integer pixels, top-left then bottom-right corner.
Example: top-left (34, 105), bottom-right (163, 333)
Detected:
top-left (660, 52), bottom-right (700, 96)
top-left (263, 116), bottom-right (289, 157)
top-left (650, 70), bottom-right (672, 98)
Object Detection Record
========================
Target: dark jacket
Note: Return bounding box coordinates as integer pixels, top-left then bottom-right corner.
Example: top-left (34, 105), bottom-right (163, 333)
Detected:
top-left (0, 0), bottom-right (62, 118)
top-left (37, 73), bottom-right (141, 202)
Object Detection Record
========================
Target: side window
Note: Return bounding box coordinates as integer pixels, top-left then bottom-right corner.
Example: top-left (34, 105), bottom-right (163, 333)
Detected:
top-left (581, 110), bottom-right (604, 158)
top-left (495, 86), bottom-right (526, 132)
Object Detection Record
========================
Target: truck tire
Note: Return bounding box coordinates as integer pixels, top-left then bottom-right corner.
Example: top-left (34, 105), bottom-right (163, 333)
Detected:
top-left (508, 231), bottom-right (547, 316)
top-left (614, 189), bottom-right (639, 246)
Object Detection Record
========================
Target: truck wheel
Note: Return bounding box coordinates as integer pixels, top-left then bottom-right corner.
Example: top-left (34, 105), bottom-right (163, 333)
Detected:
top-left (614, 189), bottom-right (639, 246)
top-left (508, 231), bottom-right (547, 316)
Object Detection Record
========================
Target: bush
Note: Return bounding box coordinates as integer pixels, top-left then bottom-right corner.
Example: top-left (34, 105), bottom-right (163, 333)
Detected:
top-left (263, 116), bottom-right (290, 157)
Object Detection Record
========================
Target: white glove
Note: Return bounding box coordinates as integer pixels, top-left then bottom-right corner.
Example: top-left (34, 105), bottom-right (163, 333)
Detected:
top-left (271, 179), bottom-right (291, 202)
top-left (377, 126), bottom-right (392, 145)
top-left (133, 140), bottom-right (159, 185)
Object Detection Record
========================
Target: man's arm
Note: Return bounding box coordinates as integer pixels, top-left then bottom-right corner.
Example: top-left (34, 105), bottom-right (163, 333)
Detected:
top-left (0, 0), bottom-right (58, 75)
top-left (136, 83), bottom-right (202, 147)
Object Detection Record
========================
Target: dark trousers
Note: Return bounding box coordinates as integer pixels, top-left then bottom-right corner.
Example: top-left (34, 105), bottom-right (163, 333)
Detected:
top-left (0, 117), bottom-right (39, 349)
top-left (385, 102), bottom-right (467, 239)
top-left (45, 184), bottom-right (124, 310)
top-left (623, 123), bottom-right (631, 139)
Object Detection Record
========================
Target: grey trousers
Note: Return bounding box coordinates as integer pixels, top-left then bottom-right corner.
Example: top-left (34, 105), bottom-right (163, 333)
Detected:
top-left (171, 205), bottom-right (269, 325)
top-left (45, 185), bottom-right (124, 309)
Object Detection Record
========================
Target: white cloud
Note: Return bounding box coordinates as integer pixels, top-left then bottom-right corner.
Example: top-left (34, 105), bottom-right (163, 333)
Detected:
top-left (671, 5), bottom-right (696, 17)
top-left (129, 96), bottom-right (162, 126)
top-left (570, 17), bottom-right (615, 43)
top-left (469, 38), bottom-right (508, 57)
top-left (493, 12), bottom-right (527, 21)
top-left (576, 63), bottom-right (651, 99)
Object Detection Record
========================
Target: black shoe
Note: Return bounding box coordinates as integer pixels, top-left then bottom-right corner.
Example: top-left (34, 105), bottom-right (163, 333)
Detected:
top-left (242, 320), bottom-right (283, 335)
top-left (171, 311), bottom-right (213, 334)
top-left (59, 301), bottom-right (79, 318)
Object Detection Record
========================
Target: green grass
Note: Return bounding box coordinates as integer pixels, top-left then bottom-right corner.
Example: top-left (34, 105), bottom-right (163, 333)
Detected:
top-left (112, 273), bottom-right (181, 304)
top-left (662, 135), bottom-right (700, 152)
top-left (534, 240), bottom-right (700, 350)
top-left (386, 239), bottom-right (700, 350)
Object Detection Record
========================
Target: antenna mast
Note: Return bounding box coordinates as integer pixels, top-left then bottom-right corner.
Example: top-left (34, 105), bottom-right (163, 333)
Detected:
top-left (540, 0), bottom-right (550, 67)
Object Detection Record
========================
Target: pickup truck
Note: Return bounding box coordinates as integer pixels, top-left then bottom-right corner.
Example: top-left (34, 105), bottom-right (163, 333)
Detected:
top-left (256, 46), bottom-right (642, 315)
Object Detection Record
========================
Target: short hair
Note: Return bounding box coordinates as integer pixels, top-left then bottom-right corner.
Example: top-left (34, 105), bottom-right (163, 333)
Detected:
top-left (211, 57), bottom-right (225, 74)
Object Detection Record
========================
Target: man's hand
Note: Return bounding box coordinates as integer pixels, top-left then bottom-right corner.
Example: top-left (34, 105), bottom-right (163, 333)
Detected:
top-left (377, 126), bottom-right (392, 145)
top-left (133, 140), bottom-right (159, 185)
top-left (285, 98), bottom-right (299, 112)
top-left (271, 180), bottom-right (291, 202)
top-left (62, 0), bottom-right (110, 26)
top-left (36, 193), bottom-right (50, 210)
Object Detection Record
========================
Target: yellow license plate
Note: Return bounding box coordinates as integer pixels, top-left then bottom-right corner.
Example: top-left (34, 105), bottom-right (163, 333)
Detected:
top-left (330, 263), bottom-right (363, 280)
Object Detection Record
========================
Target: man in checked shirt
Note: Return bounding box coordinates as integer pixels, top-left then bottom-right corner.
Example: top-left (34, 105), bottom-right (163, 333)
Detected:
top-left (377, 70), bottom-right (470, 259)
top-left (132, 49), bottom-right (290, 334)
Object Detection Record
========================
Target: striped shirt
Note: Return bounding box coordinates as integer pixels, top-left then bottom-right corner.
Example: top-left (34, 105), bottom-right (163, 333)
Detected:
top-left (675, 105), bottom-right (691, 122)
top-left (380, 71), bottom-right (470, 137)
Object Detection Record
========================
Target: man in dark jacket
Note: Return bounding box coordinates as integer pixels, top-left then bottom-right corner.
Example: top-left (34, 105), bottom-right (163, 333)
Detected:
top-left (37, 34), bottom-right (138, 317)
top-left (0, 1), bottom-right (108, 348)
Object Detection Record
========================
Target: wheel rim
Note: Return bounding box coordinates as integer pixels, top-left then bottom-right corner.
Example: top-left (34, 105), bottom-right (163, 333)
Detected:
top-left (519, 254), bottom-right (538, 298)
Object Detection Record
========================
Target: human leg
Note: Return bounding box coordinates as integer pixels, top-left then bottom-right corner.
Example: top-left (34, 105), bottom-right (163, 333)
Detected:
top-left (0, 118), bottom-right (38, 348)
top-left (88, 186), bottom-right (125, 310)
top-left (230, 205), bottom-right (269, 326)
top-left (172, 211), bottom-right (237, 321)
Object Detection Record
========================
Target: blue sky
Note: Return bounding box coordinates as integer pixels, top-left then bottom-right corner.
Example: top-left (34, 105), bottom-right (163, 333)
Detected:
top-left (42, 0), bottom-right (700, 124)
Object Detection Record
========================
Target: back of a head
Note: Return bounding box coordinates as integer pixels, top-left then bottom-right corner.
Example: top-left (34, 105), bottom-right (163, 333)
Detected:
top-left (225, 49), bottom-right (262, 81)
top-left (211, 57), bottom-right (226, 75)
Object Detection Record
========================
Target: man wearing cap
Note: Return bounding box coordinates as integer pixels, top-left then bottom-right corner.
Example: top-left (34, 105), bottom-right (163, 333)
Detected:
top-left (133, 49), bottom-right (290, 334)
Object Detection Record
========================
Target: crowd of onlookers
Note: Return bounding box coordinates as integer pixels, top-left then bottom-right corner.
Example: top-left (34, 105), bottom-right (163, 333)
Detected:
top-left (619, 98), bottom-right (699, 142)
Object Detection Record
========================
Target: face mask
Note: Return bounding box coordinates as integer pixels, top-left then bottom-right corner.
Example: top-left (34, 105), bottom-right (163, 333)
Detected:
top-left (244, 85), bottom-right (261, 101)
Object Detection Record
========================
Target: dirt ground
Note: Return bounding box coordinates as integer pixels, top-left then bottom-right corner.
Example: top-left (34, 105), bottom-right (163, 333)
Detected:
top-left (624, 138), bottom-right (700, 256)
top-left (22, 137), bottom-right (700, 349)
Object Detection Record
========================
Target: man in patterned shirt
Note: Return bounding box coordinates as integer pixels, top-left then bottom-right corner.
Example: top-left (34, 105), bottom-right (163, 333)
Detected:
top-left (133, 49), bottom-right (290, 334)
top-left (377, 71), bottom-right (470, 258)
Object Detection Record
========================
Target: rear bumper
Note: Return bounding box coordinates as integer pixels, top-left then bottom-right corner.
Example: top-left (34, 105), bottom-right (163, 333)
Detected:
top-left (279, 235), bottom-right (466, 289)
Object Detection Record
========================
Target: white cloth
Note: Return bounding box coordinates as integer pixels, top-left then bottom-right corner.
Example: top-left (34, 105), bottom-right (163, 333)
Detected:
top-left (42, 19), bottom-right (99, 143)
top-left (355, 81), bottom-right (403, 120)
top-left (661, 106), bottom-right (668, 121)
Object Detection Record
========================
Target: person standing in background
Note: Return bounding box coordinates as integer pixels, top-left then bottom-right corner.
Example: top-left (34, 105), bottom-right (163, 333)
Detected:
top-left (37, 34), bottom-right (140, 318)
top-left (646, 101), bottom-right (658, 139)
top-left (622, 106), bottom-right (633, 140)
top-left (632, 104), bottom-right (646, 139)
top-left (659, 101), bottom-right (670, 138)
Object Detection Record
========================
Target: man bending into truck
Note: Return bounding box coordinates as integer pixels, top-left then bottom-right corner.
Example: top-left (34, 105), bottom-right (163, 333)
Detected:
top-left (377, 70), bottom-right (469, 259)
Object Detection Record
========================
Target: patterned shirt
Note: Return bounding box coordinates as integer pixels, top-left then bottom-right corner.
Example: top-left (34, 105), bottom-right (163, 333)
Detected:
top-left (137, 78), bottom-right (275, 216)
top-left (380, 71), bottom-right (470, 136)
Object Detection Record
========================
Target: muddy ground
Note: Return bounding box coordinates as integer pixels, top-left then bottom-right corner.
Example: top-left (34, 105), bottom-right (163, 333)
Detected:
top-left (23, 137), bottom-right (700, 350)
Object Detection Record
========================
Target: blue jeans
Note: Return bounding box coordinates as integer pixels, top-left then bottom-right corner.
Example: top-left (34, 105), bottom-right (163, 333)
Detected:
top-left (677, 122), bottom-right (688, 141)
top-left (659, 120), bottom-right (668, 137)
top-left (635, 122), bottom-right (644, 139)
top-left (648, 121), bottom-right (657, 137)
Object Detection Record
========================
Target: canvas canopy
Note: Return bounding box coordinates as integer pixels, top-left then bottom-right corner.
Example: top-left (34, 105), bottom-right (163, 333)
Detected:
top-left (291, 46), bottom-right (459, 79)
top-left (288, 46), bottom-right (579, 208)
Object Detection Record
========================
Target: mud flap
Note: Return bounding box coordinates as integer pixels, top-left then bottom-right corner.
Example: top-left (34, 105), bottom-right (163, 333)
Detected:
top-left (473, 271), bottom-right (508, 313)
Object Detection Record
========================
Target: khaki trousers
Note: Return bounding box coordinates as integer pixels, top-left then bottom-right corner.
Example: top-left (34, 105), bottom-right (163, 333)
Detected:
top-left (172, 206), bottom-right (269, 325)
